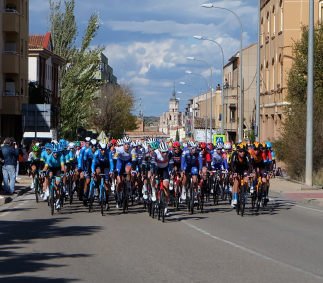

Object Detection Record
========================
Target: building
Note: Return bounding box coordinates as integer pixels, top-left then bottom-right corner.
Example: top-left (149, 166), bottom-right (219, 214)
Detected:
top-left (94, 53), bottom-right (117, 84)
top-left (169, 126), bottom-right (185, 141)
top-left (159, 85), bottom-right (186, 135)
top-left (28, 32), bottom-right (66, 102)
top-left (0, 0), bottom-right (29, 139)
top-left (259, 0), bottom-right (320, 141)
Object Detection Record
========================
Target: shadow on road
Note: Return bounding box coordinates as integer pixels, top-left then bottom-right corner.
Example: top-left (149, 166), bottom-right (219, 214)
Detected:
top-left (0, 217), bottom-right (101, 281)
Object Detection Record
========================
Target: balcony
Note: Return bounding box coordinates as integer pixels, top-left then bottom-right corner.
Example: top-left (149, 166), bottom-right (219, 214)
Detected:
top-left (2, 11), bottom-right (19, 33)
top-left (2, 53), bottom-right (19, 73)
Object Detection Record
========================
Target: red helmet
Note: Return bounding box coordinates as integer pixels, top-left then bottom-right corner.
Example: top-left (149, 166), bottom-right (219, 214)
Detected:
top-left (207, 143), bottom-right (214, 150)
top-left (110, 139), bottom-right (117, 145)
top-left (172, 142), bottom-right (180, 148)
top-left (200, 142), bottom-right (207, 149)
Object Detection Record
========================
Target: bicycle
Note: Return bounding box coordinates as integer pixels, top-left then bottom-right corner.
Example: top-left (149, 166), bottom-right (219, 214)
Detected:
top-left (88, 176), bottom-right (96, 213)
top-left (236, 174), bottom-right (246, 217)
top-left (173, 173), bottom-right (181, 211)
top-left (98, 174), bottom-right (108, 216)
top-left (185, 173), bottom-right (195, 215)
top-left (198, 172), bottom-right (210, 212)
top-left (122, 173), bottom-right (132, 214)
top-left (155, 174), bottom-right (166, 222)
top-left (211, 170), bottom-right (222, 205)
top-left (31, 170), bottom-right (40, 203)
top-left (49, 174), bottom-right (62, 215)
top-left (223, 171), bottom-right (232, 204)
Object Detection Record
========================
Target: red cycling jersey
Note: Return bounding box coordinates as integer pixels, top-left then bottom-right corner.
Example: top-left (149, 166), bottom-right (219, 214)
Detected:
top-left (248, 148), bottom-right (264, 163)
top-left (201, 150), bottom-right (211, 165)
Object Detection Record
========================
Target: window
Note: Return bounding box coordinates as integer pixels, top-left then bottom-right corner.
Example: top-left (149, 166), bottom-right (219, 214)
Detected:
top-left (21, 79), bottom-right (23, 96)
top-left (21, 0), bottom-right (24, 15)
top-left (21, 39), bottom-right (23, 56)
top-left (266, 12), bottom-right (270, 40)
top-left (230, 109), bottom-right (235, 120)
top-left (26, 2), bottom-right (28, 19)
top-left (271, 6), bottom-right (275, 36)
top-left (279, 0), bottom-right (283, 31)
top-left (25, 41), bottom-right (27, 60)
top-left (278, 54), bottom-right (282, 86)
top-left (260, 64), bottom-right (263, 92)
top-left (272, 58), bottom-right (275, 90)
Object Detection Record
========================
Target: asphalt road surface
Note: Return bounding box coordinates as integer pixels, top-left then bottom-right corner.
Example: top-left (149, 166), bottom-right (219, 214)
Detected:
top-left (1, 190), bottom-right (323, 283)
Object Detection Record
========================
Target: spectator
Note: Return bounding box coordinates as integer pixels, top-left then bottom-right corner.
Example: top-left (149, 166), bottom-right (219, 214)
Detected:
top-left (0, 136), bottom-right (4, 190)
top-left (2, 138), bottom-right (19, 195)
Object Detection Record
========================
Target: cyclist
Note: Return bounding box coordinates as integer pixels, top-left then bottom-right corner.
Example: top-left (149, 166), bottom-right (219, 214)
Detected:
top-left (210, 143), bottom-right (226, 192)
top-left (81, 139), bottom-right (98, 205)
top-left (181, 141), bottom-right (201, 201)
top-left (42, 145), bottom-right (65, 210)
top-left (77, 137), bottom-right (91, 200)
top-left (92, 141), bottom-right (114, 207)
top-left (249, 142), bottom-right (267, 206)
top-left (28, 144), bottom-right (44, 197)
top-left (151, 142), bottom-right (174, 216)
top-left (60, 140), bottom-right (71, 196)
top-left (231, 143), bottom-right (252, 207)
top-left (142, 141), bottom-right (158, 200)
top-left (171, 141), bottom-right (183, 200)
top-left (72, 141), bottom-right (81, 185)
top-left (115, 137), bottom-right (137, 209)
top-left (131, 141), bottom-right (144, 202)
top-left (40, 143), bottom-right (52, 200)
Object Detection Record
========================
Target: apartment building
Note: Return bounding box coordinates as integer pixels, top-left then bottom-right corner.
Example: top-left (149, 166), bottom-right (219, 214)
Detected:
top-left (0, 0), bottom-right (29, 139)
top-left (94, 53), bottom-right (117, 84)
top-left (259, 0), bottom-right (320, 141)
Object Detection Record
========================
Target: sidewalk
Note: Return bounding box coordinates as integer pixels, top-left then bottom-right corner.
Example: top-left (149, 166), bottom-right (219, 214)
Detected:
top-left (0, 175), bottom-right (32, 205)
top-left (269, 177), bottom-right (323, 208)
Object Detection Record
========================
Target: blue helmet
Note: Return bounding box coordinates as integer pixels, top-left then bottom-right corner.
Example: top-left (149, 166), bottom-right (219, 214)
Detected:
top-left (45, 143), bottom-right (52, 150)
top-left (266, 142), bottom-right (272, 149)
top-left (59, 139), bottom-right (66, 144)
top-left (58, 144), bottom-right (65, 152)
top-left (52, 145), bottom-right (59, 153)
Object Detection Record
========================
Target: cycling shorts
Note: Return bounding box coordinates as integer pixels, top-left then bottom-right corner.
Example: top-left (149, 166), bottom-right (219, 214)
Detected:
top-left (94, 164), bottom-right (110, 181)
top-left (116, 159), bottom-right (132, 176)
top-left (185, 166), bottom-right (198, 176)
top-left (48, 167), bottom-right (62, 181)
top-left (155, 166), bottom-right (170, 182)
top-left (253, 161), bottom-right (267, 177)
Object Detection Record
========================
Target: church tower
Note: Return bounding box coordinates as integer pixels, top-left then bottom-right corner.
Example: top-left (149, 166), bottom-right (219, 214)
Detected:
top-left (169, 82), bottom-right (179, 113)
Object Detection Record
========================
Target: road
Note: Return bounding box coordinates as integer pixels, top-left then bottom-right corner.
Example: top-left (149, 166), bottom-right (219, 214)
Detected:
top-left (1, 187), bottom-right (323, 283)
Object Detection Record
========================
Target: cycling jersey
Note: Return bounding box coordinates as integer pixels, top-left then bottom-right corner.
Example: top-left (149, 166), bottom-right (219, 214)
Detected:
top-left (210, 151), bottom-right (225, 170)
top-left (249, 148), bottom-right (265, 164)
top-left (172, 149), bottom-right (183, 166)
top-left (151, 149), bottom-right (174, 172)
top-left (28, 152), bottom-right (41, 164)
top-left (62, 150), bottom-right (71, 164)
top-left (181, 151), bottom-right (202, 171)
top-left (91, 149), bottom-right (114, 172)
top-left (115, 146), bottom-right (137, 175)
top-left (199, 150), bottom-right (211, 167)
top-left (231, 151), bottom-right (252, 175)
top-left (83, 147), bottom-right (96, 172)
top-left (40, 150), bottom-right (50, 162)
top-left (78, 145), bottom-right (89, 170)
top-left (270, 149), bottom-right (275, 160)
top-left (45, 153), bottom-right (65, 168)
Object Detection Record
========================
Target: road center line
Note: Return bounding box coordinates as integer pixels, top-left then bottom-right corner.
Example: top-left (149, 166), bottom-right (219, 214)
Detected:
top-left (178, 218), bottom-right (323, 281)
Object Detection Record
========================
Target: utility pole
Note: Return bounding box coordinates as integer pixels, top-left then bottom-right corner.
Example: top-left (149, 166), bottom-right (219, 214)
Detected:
top-left (256, 0), bottom-right (261, 142)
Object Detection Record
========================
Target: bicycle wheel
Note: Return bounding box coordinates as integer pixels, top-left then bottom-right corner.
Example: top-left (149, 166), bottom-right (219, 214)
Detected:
top-left (257, 186), bottom-right (262, 212)
top-left (35, 177), bottom-right (39, 203)
top-left (160, 189), bottom-right (165, 222)
top-left (50, 186), bottom-right (55, 215)
top-left (190, 184), bottom-right (194, 215)
top-left (100, 187), bottom-right (105, 216)
top-left (122, 183), bottom-right (127, 214)
top-left (240, 186), bottom-right (245, 217)
top-left (214, 183), bottom-right (219, 205)
top-left (69, 179), bottom-right (73, 205)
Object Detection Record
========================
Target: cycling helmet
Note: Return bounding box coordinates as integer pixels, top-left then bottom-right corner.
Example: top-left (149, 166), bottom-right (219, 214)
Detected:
top-left (200, 142), bottom-right (207, 149)
top-left (110, 139), bottom-right (117, 145)
top-left (159, 142), bottom-right (169, 152)
top-left (190, 142), bottom-right (198, 149)
top-left (236, 143), bottom-right (245, 151)
top-left (137, 140), bottom-right (142, 146)
top-left (132, 141), bottom-right (138, 147)
top-left (147, 138), bottom-right (153, 144)
top-left (59, 139), bottom-right (66, 145)
top-left (45, 143), bottom-right (52, 149)
top-left (68, 142), bottom-right (75, 149)
top-left (99, 141), bottom-right (108, 150)
top-left (75, 141), bottom-right (81, 147)
top-left (52, 145), bottom-right (59, 153)
top-left (172, 142), bottom-right (180, 148)
top-left (187, 141), bottom-right (192, 147)
top-left (90, 139), bottom-right (98, 147)
top-left (253, 141), bottom-right (262, 150)
top-left (224, 142), bottom-right (232, 150)
top-left (266, 142), bottom-right (272, 149)
top-left (117, 139), bottom-right (123, 146)
top-left (216, 142), bottom-right (224, 149)
top-left (207, 143), bottom-right (214, 150)
top-left (51, 140), bottom-right (58, 145)
top-left (58, 144), bottom-right (65, 152)
top-left (81, 141), bottom-right (85, 147)
top-left (261, 142), bottom-right (267, 149)
top-left (232, 144), bottom-right (236, 151)
top-left (123, 137), bottom-right (131, 145)
top-left (150, 142), bottom-right (159, 150)
top-left (32, 145), bottom-right (40, 152)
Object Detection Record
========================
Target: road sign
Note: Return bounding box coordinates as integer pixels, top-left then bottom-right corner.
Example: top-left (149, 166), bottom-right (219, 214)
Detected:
top-left (214, 135), bottom-right (225, 145)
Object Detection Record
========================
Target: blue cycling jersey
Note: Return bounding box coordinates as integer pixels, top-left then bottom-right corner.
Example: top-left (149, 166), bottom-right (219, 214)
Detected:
top-left (45, 153), bottom-right (65, 168)
top-left (270, 149), bottom-right (275, 160)
top-left (41, 150), bottom-right (51, 162)
top-left (210, 151), bottom-right (225, 170)
top-left (181, 151), bottom-right (202, 171)
top-left (62, 150), bottom-right (70, 163)
top-left (78, 145), bottom-right (88, 170)
top-left (91, 149), bottom-right (114, 172)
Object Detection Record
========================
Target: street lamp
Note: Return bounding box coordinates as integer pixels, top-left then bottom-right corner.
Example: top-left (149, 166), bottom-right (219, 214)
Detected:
top-left (193, 36), bottom-right (225, 135)
top-left (185, 70), bottom-right (208, 138)
top-left (187, 57), bottom-right (214, 143)
top-left (202, 3), bottom-right (243, 141)
top-left (180, 82), bottom-right (206, 142)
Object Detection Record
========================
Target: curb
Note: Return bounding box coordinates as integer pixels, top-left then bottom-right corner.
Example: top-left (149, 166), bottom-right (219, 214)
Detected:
top-left (300, 198), bottom-right (323, 208)
top-left (276, 176), bottom-right (323, 190)
top-left (0, 186), bottom-right (31, 206)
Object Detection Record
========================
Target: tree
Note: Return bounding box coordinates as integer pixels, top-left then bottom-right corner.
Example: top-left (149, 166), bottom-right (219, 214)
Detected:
top-left (48, 0), bottom-right (106, 139)
top-left (176, 128), bottom-right (180, 141)
top-left (272, 23), bottom-right (323, 180)
top-left (90, 83), bottom-right (138, 139)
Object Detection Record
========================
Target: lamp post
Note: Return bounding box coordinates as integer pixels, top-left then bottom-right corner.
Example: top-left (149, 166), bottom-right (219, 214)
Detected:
top-left (256, 0), bottom-right (261, 142)
top-left (202, 3), bottom-right (243, 141)
top-left (177, 91), bottom-right (195, 139)
top-left (305, 0), bottom-right (314, 187)
top-left (180, 82), bottom-right (204, 142)
top-left (193, 36), bottom-right (225, 135)
top-left (187, 57), bottom-right (213, 143)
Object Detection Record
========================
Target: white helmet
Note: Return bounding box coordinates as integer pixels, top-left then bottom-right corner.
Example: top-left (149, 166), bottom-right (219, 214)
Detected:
top-left (137, 139), bottom-right (142, 146)
top-left (68, 142), bottom-right (75, 149)
top-left (224, 142), bottom-right (232, 150)
top-left (85, 137), bottom-right (91, 142)
top-left (99, 141), bottom-right (108, 150)
top-left (123, 137), bottom-right (131, 144)
top-left (90, 139), bottom-right (97, 147)
top-left (117, 139), bottom-right (123, 146)
top-left (159, 142), bottom-right (169, 152)
top-left (132, 141), bottom-right (138, 147)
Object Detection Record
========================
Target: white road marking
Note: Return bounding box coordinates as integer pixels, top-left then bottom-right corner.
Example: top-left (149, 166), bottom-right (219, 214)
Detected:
top-left (0, 212), bottom-right (10, 217)
top-left (294, 205), bottom-right (323, 213)
top-left (174, 217), bottom-right (323, 281)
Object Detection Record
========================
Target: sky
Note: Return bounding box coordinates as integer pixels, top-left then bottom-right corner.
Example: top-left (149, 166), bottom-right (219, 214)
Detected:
top-left (30, 0), bottom-right (258, 116)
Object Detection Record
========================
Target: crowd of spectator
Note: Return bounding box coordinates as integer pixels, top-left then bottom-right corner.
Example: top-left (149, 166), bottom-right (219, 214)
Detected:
top-left (0, 137), bottom-right (41, 196)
